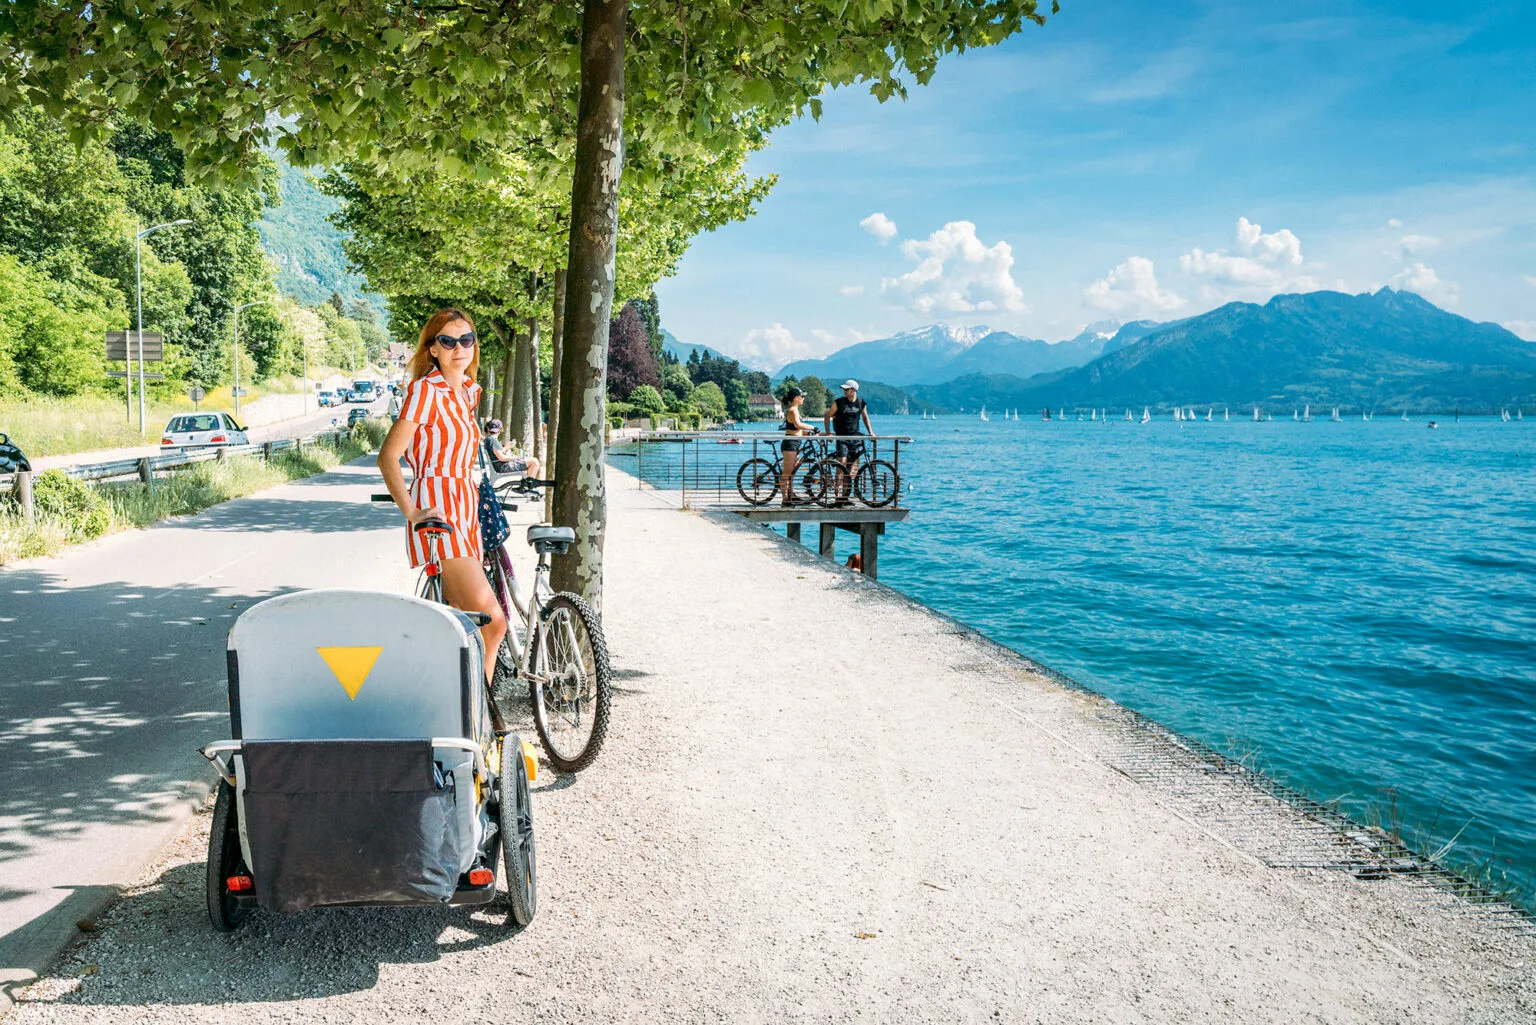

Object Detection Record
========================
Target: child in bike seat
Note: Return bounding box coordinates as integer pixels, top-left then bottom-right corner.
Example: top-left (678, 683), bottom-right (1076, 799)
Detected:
top-left (483, 419), bottom-right (541, 478)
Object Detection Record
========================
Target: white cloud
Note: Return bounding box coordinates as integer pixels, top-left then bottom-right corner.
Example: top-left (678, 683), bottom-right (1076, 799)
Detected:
top-left (860, 212), bottom-right (898, 244)
top-left (1504, 320), bottom-right (1536, 341)
top-left (838, 284), bottom-right (865, 297)
top-left (1386, 218), bottom-right (1404, 229)
top-left (1179, 217), bottom-right (1316, 297)
top-left (881, 220), bottom-right (1027, 316)
top-left (1084, 256), bottom-right (1186, 315)
top-left (1524, 274), bottom-right (1536, 290)
top-left (736, 323), bottom-right (814, 367)
top-left (1400, 234), bottom-right (1440, 257)
top-left (1392, 262), bottom-right (1460, 306)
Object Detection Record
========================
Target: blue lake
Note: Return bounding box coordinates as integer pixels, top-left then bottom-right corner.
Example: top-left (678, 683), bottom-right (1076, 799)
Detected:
top-left (645, 414), bottom-right (1536, 901)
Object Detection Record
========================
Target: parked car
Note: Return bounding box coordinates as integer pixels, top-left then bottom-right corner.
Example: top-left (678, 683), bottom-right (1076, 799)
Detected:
top-left (0, 432), bottom-right (30, 473)
top-left (347, 407), bottom-right (370, 426)
top-left (317, 390), bottom-right (336, 407)
top-left (161, 412), bottom-right (249, 451)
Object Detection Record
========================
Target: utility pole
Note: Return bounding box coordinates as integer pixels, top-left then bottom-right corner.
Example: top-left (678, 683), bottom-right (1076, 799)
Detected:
top-left (134, 219), bottom-right (192, 434)
top-left (232, 300), bottom-right (269, 421)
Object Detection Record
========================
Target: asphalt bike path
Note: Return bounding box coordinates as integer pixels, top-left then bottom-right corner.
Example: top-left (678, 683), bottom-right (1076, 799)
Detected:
top-left (0, 459), bottom-right (411, 1003)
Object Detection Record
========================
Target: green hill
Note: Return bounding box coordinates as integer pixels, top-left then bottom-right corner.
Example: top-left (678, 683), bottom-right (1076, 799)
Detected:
top-left (256, 154), bottom-right (382, 311)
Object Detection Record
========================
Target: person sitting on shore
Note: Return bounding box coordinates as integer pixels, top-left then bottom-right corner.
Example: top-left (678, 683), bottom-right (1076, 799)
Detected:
top-left (483, 419), bottom-right (541, 478)
top-left (824, 379), bottom-right (874, 506)
top-left (777, 387), bottom-right (815, 506)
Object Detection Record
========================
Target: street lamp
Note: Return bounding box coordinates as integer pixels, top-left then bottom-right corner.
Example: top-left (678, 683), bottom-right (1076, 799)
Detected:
top-left (231, 300), bottom-right (269, 421)
top-left (134, 219), bottom-right (192, 434)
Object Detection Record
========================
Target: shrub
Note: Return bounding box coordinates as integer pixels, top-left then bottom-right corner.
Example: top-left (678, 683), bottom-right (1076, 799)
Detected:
top-left (31, 469), bottom-right (111, 539)
top-left (627, 384), bottom-right (665, 416)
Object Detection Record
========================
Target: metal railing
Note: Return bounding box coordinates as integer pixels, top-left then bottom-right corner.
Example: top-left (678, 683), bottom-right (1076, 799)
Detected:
top-left (2, 428), bottom-right (355, 518)
top-left (610, 431), bottom-right (912, 509)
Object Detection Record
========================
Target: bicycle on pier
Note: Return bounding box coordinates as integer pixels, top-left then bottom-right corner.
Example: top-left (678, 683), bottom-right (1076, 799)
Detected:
top-left (735, 433), bottom-right (901, 509)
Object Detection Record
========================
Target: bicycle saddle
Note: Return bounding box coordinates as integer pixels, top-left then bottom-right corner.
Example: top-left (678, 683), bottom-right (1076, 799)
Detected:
top-left (414, 518), bottom-right (454, 534)
top-left (526, 525), bottom-right (574, 545)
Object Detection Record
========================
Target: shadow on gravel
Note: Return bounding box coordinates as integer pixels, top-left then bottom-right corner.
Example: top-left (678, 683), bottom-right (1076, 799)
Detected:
top-left (32, 862), bottom-right (523, 1007)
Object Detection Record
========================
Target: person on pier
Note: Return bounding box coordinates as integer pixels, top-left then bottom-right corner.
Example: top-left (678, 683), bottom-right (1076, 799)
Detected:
top-left (777, 387), bottom-right (815, 506)
top-left (825, 379), bottom-right (874, 506)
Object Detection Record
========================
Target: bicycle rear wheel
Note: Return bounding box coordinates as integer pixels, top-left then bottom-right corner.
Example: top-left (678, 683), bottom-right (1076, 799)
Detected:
top-left (854, 460), bottom-right (901, 507)
top-left (799, 458), bottom-right (841, 506)
top-left (499, 736), bottom-right (536, 926)
top-left (529, 593), bottom-right (611, 773)
top-left (735, 458), bottom-right (780, 506)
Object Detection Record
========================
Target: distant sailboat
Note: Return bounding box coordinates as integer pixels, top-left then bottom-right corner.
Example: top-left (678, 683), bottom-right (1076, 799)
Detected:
top-left (1041, 408), bottom-right (1051, 421)
top-left (1125, 408), bottom-right (1133, 421)
top-left (1293, 409), bottom-right (1299, 421)
top-left (1140, 407), bottom-right (1151, 424)
top-left (1302, 404), bottom-right (1311, 422)
top-left (1059, 408), bottom-right (1066, 420)
top-left (1331, 407), bottom-right (1341, 422)
top-left (1502, 409), bottom-right (1511, 422)
top-left (980, 406), bottom-right (989, 422)
top-left (1402, 410), bottom-right (1409, 422)
top-left (1224, 407), bottom-right (1230, 421)
top-left (1206, 408), bottom-right (1213, 422)
top-left (1173, 407), bottom-right (1182, 421)
top-left (1519, 410), bottom-right (1525, 421)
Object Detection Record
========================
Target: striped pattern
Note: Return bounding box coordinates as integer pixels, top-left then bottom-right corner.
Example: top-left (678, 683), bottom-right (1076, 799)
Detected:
top-left (399, 368), bottom-right (483, 567)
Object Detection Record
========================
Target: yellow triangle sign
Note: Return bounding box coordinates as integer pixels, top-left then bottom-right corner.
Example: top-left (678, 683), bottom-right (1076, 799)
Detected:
top-left (317, 646), bottom-right (383, 700)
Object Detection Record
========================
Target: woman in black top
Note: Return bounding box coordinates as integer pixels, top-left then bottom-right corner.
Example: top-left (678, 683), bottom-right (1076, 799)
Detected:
top-left (777, 388), bottom-right (814, 505)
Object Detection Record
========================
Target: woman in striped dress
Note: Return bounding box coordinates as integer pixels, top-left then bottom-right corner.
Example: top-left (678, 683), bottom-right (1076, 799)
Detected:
top-left (378, 308), bottom-right (507, 680)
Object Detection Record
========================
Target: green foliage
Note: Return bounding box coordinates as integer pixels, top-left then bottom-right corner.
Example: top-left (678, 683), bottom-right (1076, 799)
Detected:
top-left (797, 375), bottom-right (830, 417)
top-left (31, 469), bottom-right (111, 539)
top-left (743, 370), bottom-right (772, 396)
top-left (661, 362), bottom-right (693, 397)
top-left (0, 252), bottom-right (121, 395)
top-left (688, 381), bottom-right (727, 418)
top-left (627, 385), bottom-right (665, 416)
top-left (723, 378), bottom-right (751, 421)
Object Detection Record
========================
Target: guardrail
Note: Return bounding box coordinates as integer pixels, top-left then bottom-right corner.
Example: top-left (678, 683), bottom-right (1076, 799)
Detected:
top-left (612, 431), bottom-right (912, 509)
top-left (2, 427), bottom-right (356, 519)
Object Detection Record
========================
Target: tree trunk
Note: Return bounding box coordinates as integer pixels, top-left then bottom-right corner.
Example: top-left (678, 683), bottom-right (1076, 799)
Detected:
top-left (476, 363), bottom-right (491, 419)
top-left (510, 326), bottom-right (532, 451)
top-left (552, 0), bottom-right (625, 604)
top-left (548, 266), bottom-right (567, 478)
top-left (490, 319), bottom-right (516, 427)
top-left (527, 315), bottom-right (543, 464)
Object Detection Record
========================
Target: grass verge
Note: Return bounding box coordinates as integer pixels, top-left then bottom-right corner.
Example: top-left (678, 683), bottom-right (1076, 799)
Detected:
top-left (0, 428), bottom-right (373, 565)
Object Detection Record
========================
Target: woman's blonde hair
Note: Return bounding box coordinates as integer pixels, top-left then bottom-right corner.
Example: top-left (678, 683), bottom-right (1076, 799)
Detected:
top-left (406, 308), bottom-right (480, 383)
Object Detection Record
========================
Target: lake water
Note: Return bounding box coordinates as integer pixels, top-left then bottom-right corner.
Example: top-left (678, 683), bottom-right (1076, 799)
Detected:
top-left (635, 414), bottom-right (1536, 902)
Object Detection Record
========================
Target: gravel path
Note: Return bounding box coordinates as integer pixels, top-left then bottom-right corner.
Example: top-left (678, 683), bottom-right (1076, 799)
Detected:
top-left (8, 472), bottom-right (1533, 1023)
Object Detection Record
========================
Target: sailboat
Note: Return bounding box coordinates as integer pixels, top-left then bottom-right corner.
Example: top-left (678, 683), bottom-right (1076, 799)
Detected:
top-left (1502, 409), bottom-right (1511, 423)
top-left (1224, 407), bottom-right (1230, 422)
top-left (979, 406), bottom-right (990, 422)
top-left (1140, 407), bottom-right (1151, 424)
top-left (1059, 408), bottom-right (1066, 420)
top-left (1293, 409), bottom-right (1299, 421)
top-left (1206, 408), bottom-right (1213, 422)
top-left (1402, 410), bottom-right (1409, 422)
top-left (1187, 407), bottom-right (1197, 421)
top-left (1041, 408), bottom-right (1051, 421)
top-left (1125, 409), bottom-right (1134, 421)
top-left (1173, 407), bottom-right (1182, 421)
top-left (1330, 407), bottom-right (1341, 422)
top-left (1519, 410), bottom-right (1525, 421)
top-left (1302, 404), bottom-right (1311, 422)
top-left (1253, 406), bottom-right (1261, 421)
top-left (1090, 409), bottom-right (1098, 421)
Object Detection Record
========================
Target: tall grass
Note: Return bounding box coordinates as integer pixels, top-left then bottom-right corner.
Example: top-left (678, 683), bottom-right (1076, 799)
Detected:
top-left (0, 430), bottom-right (371, 564)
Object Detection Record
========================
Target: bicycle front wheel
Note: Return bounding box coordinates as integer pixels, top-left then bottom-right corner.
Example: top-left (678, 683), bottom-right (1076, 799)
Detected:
top-left (854, 460), bottom-right (901, 507)
top-left (735, 458), bottom-right (780, 506)
top-left (529, 593), bottom-right (611, 772)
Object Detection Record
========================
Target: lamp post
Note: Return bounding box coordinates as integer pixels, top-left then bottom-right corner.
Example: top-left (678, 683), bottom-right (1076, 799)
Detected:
top-left (134, 219), bottom-right (192, 434)
top-left (231, 300), bottom-right (269, 421)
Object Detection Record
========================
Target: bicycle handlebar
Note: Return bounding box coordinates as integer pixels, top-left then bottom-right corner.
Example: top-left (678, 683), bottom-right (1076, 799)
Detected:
top-left (370, 493), bottom-right (393, 502)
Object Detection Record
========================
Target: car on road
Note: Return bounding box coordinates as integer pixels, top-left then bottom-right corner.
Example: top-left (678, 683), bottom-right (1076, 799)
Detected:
top-left (161, 412), bottom-right (249, 451)
top-left (347, 408), bottom-right (371, 426)
top-left (317, 390), bottom-right (337, 407)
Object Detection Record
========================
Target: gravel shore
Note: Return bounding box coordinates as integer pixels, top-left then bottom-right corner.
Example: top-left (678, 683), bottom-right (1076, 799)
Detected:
top-left (8, 471), bottom-right (1534, 1024)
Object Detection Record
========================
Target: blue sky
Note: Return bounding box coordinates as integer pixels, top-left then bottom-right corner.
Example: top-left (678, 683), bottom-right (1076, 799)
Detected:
top-left (653, 0), bottom-right (1536, 371)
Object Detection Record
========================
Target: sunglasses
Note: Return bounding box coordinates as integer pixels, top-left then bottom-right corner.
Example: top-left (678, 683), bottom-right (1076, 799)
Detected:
top-left (432, 331), bottom-right (477, 350)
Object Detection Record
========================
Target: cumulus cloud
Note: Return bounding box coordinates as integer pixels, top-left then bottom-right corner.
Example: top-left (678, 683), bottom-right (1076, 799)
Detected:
top-left (1392, 262), bottom-right (1460, 306)
top-left (1179, 217), bottom-right (1316, 297)
top-left (735, 323), bottom-right (815, 367)
top-left (1084, 256), bottom-right (1186, 315)
top-left (881, 220), bottom-right (1027, 316)
top-left (1400, 234), bottom-right (1440, 258)
top-left (860, 213), bottom-right (898, 244)
top-left (838, 284), bottom-right (865, 297)
top-left (1524, 274), bottom-right (1536, 290)
top-left (1386, 218), bottom-right (1404, 229)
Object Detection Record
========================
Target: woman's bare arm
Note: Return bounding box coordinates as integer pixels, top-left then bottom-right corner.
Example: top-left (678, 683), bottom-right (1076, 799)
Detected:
top-left (377, 418), bottom-right (440, 524)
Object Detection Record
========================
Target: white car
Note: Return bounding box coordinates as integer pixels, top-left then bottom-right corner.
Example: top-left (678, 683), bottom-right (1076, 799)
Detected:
top-left (161, 411), bottom-right (250, 451)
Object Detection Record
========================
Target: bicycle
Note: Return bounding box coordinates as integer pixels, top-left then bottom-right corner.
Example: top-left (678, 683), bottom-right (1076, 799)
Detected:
top-left (735, 433), bottom-right (840, 506)
top-left (373, 487), bottom-right (612, 775)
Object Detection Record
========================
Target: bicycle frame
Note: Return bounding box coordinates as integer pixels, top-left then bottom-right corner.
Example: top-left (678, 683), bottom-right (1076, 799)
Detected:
top-left (486, 543), bottom-right (563, 688)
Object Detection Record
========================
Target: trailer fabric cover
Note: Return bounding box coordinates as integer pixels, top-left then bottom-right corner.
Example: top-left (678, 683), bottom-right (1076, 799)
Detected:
top-left (241, 740), bottom-right (460, 912)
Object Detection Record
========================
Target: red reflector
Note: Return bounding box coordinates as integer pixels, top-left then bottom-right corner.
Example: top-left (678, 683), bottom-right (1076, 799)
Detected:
top-left (226, 875), bottom-right (254, 892)
top-left (209, 434), bottom-right (227, 443)
top-left (468, 867), bottom-right (493, 886)
top-left (161, 438), bottom-right (174, 445)
top-left (425, 563), bottom-right (440, 577)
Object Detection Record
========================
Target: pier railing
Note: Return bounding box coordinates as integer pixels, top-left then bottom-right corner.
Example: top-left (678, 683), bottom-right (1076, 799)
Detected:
top-left (612, 431), bottom-right (912, 510)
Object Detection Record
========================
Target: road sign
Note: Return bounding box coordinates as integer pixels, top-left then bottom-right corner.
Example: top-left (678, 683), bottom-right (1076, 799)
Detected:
top-left (231, 387), bottom-right (249, 397)
top-left (106, 370), bottom-right (164, 381)
top-left (106, 331), bottom-right (163, 362)
top-left (188, 385), bottom-right (206, 403)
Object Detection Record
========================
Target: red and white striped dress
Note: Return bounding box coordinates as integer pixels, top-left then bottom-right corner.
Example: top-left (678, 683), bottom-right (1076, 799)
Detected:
top-left (399, 368), bottom-right (483, 567)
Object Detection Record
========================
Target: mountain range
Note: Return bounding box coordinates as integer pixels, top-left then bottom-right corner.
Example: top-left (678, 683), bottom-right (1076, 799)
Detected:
top-left (775, 321), bottom-right (1160, 387)
top-left (907, 289), bottom-right (1536, 412)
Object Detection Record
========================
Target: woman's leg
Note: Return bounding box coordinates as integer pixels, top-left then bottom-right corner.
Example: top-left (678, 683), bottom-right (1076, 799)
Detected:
top-left (779, 450), bottom-right (799, 502)
top-left (439, 556), bottom-right (508, 684)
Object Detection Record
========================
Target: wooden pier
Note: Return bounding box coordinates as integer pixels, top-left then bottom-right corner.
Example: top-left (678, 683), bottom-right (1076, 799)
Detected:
top-left (732, 506), bottom-right (909, 579)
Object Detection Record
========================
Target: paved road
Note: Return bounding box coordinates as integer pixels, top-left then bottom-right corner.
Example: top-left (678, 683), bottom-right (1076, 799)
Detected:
top-left (28, 397), bottom-right (388, 473)
top-left (0, 458), bottom-right (412, 1000)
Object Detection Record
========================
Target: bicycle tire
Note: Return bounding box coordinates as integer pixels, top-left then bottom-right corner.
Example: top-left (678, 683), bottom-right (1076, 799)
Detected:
top-left (854, 460), bottom-right (901, 507)
top-left (206, 779), bottom-right (250, 932)
top-left (499, 737), bottom-right (536, 926)
top-left (735, 458), bottom-right (779, 506)
top-left (528, 592), bottom-right (611, 773)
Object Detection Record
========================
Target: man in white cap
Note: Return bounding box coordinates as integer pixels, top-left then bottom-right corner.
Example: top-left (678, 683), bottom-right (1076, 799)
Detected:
top-left (824, 379), bottom-right (874, 505)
